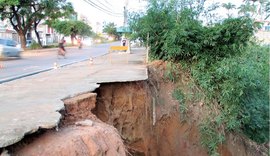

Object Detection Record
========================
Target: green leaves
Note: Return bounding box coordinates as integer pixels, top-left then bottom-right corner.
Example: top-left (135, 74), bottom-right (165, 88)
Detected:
top-left (195, 44), bottom-right (269, 145)
top-left (172, 88), bottom-right (187, 119)
top-left (0, 0), bottom-right (18, 7)
top-left (0, 0), bottom-right (75, 48)
top-left (131, 0), bottom-right (269, 154)
top-left (52, 20), bottom-right (93, 37)
top-left (102, 22), bottom-right (119, 37)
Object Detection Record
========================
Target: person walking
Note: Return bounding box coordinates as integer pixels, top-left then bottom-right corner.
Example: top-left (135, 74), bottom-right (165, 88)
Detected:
top-left (122, 39), bottom-right (126, 46)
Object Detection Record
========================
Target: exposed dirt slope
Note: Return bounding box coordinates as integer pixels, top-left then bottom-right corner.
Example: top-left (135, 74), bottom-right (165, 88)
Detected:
top-left (94, 60), bottom-right (267, 156)
top-left (3, 61), bottom-right (267, 156)
top-left (93, 61), bottom-right (207, 155)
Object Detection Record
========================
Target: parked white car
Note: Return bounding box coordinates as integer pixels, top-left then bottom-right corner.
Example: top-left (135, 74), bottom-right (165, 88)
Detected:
top-left (0, 38), bottom-right (23, 59)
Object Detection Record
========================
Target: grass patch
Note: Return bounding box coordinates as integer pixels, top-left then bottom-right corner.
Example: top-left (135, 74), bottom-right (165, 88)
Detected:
top-left (172, 88), bottom-right (187, 119)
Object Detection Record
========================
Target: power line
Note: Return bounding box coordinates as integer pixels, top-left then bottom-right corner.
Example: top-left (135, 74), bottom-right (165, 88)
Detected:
top-left (95, 0), bottom-right (111, 11)
top-left (83, 0), bottom-right (123, 17)
top-left (91, 0), bottom-right (122, 16)
top-left (103, 0), bottom-right (113, 6)
top-left (85, 0), bottom-right (118, 15)
top-left (102, 0), bottom-right (122, 11)
top-left (89, 0), bottom-right (123, 15)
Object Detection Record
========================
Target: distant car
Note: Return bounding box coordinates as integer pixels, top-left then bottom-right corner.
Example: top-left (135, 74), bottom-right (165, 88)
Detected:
top-left (0, 38), bottom-right (23, 59)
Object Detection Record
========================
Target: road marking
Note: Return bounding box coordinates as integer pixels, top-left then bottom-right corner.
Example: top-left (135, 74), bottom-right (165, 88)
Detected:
top-left (23, 66), bottom-right (39, 70)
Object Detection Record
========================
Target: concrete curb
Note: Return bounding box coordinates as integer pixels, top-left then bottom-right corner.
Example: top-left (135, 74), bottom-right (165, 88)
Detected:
top-left (0, 53), bottom-right (108, 84)
top-left (23, 46), bottom-right (78, 54)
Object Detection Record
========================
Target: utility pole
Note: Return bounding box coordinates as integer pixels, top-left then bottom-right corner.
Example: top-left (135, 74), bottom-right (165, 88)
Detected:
top-left (123, 0), bottom-right (129, 27)
top-left (123, 6), bottom-right (127, 27)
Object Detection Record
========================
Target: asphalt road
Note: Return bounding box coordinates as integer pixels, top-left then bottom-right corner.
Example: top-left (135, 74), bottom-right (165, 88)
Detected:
top-left (0, 42), bottom-right (120, 83)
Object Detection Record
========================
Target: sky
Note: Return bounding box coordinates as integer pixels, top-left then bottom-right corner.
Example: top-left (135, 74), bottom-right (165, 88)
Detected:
top-left (68, 0), bottom-right (256, 32)
top-left (69, 0), bottom-right (148, 31)
top-left (205, 0), bottom-right (243, 17)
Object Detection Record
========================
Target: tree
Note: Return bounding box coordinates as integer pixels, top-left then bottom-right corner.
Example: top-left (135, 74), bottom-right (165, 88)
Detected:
top-left (266, 2), bottom-right (270, 19)
top-left (238, 0), bottom-right (270, 20)
top-left (201, 2), bottom-right (221, 25)
top-left (52, 20), bottom-right (93, 45)
top-left (238, 1), bottom-right (258, 18)
top-left (0, 0), bottom-right (74, 49)
top-left (102, 22), bottom-right (119, 38)
top-left (32, 0), bottom-right (74, 46)
top-left (222, 2), bottom-right (236, 17)
top-left (0, 0), bottom-right (18, 6)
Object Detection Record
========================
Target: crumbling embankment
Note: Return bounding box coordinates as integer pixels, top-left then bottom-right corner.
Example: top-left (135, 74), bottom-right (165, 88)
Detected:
top-left (7, 93), bottom-right (126, 156)
top-left (2, 61), bottom-right (266, 156)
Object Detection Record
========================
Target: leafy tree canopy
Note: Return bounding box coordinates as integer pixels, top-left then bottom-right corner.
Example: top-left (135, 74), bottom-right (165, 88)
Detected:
top-left (0, 0), bottom-right (75, 48)
top-left (52, 20), bottom-right (93, 44)
top-left (0, 0), bottom-right (18, 6)
top-left (102, 22), bottom-right (119, 37)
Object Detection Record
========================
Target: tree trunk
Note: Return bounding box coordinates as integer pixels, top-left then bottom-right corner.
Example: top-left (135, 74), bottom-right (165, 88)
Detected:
top-left (71, 35), bottom-right (74, 45)
top-left (34, 20), bottom-right (42, 47)
top-left (71, 33), bottom-right (77, 45)
top-left (34, 26), bottom-right (42, 47)
top-left (19, 32), bottom-right (27, 49)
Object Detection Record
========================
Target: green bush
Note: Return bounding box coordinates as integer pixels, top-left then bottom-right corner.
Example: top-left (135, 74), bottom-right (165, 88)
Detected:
top-left (172, 88), bottom-right (187, 115)
top-left (237, 45), bottom-right (269, 143)
top-left (162, 9), bottom-right (204, 61)
top-left (200, 118), bottom-right (225, 156)
top-left (43, 44), bottom-right (58, 48)
top-left (164, 62), bottom-right (180, 82)
top-left (190, 45), bottom-right (269, 156)
top-left (192, 44), bottom-right (269, 143)
top-left (29, 41), bottom-right (42, 49)
top-left (130, 0), bottom-right (269, 154)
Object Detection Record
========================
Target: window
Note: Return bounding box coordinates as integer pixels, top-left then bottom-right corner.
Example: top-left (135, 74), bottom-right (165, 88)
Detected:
top-left (7, 40), bottom-right (16, 47)
top-left (0, 39), bottom-right (7, 45)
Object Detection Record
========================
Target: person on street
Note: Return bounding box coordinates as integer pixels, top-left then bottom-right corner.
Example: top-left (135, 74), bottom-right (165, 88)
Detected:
top-left (122, 39), bottom-right (126, 46)
top-left (78, 38), bottom-right (82, 49)
top-left (58, 37), bottom-right (66, 58)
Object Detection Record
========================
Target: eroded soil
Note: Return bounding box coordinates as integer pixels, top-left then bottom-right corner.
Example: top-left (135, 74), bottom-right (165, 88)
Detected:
top-left (2, 60), bottom-right (267, 156)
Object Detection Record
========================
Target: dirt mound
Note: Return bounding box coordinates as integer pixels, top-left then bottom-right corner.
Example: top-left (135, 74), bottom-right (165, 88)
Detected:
top-left (12, 120), bottom-right (126, 156)
top-left (6, 93), bottom-right (126, 156)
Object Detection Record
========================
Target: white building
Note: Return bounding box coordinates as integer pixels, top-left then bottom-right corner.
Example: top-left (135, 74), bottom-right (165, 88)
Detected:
top-left (0, 20), bottom-right (19, 42)
top-left (28, 23), bottom-right (59, 45)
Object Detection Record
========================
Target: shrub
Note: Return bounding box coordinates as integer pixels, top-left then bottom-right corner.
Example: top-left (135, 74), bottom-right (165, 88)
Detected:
top-left (43, 44), bottom-right (58, 48)
top-left (162, 9), bottom-right (204, 61)
top-left (29, 41), bottom-right (42, 49)
top-left (164, 61), bottom-right (180, 82)
top-left (192, 44), bottom-right (269, 146)
top-left (172, 88), bottom-right (187, 115)
top-left (237, 45), bottom-right (269, 143)
top-left (130, 0), bottom-right (269, 154)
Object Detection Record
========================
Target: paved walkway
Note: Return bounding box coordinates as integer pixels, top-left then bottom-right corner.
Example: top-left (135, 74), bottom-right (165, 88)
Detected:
top-left (0, 48), bottom-right (148, 148)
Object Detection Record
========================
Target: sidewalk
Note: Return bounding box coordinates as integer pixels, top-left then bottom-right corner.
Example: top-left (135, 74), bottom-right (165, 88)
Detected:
top-left (0, 48), bottom-right (148, 148)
